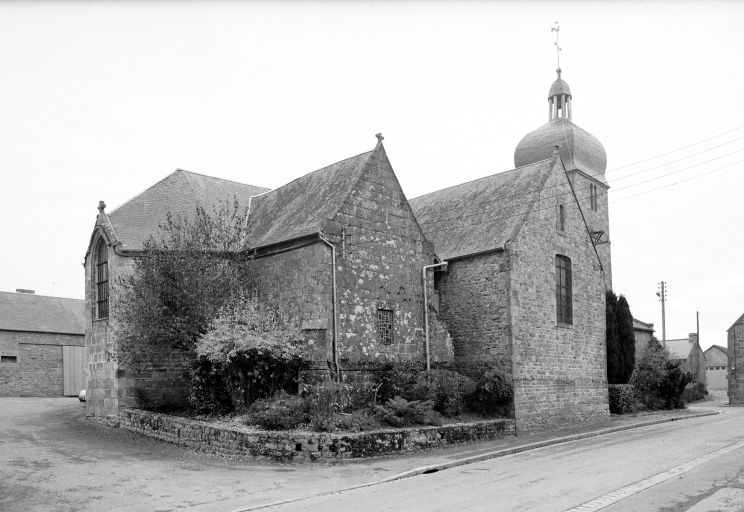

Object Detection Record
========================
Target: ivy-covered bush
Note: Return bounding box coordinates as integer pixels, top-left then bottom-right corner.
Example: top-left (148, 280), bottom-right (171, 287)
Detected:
top-left (196, 296), bottom-right (306, 411)
top-left (462, 360), bottom-right (514, 415)
top-left (607, 384), bottom-right (636, 414)
top-left (187, 356), bottom-right (234, 415)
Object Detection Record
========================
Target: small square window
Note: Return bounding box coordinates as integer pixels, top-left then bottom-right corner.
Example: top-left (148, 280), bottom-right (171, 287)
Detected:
top-left (376, 309), bottom-right (393, 344)
top-left (1, 355), bottom-right (18, 363)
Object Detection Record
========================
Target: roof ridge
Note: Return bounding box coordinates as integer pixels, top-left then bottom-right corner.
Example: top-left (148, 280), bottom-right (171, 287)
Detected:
top-left (0, 290), bottom-right (84, 302)
top-left (176, 168), bottom-right (270, 190)
top-left (409, 159), bottom-right (554, 202)
top-left (255, 149), bottom-right (375, 196)
top-left (108, 169), bottom-right (183, 215)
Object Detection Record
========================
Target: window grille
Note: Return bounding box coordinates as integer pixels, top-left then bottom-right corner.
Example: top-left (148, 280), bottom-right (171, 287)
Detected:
top-left (377, 309), bottom-right (393, 344)
top-left (95, 240), bottom-right (109, 319)
top-left (555, 255), bottom-right (572, 325)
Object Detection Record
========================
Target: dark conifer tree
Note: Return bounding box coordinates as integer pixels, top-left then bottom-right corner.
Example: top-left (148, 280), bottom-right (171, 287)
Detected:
top-left (606, 290), bottom-right (636, 384)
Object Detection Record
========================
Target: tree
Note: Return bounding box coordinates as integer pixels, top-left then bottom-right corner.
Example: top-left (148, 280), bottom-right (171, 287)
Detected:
top-left (606, 290), bottom-right (636, 384)
top-left (113, 199), bottom-right (253, 370)
top-left (631, 337), bottom-right (691, 409)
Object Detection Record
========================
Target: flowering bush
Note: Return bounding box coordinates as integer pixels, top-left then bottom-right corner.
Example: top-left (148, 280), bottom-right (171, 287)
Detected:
top-left (196, 296), bottom-right (306, 411)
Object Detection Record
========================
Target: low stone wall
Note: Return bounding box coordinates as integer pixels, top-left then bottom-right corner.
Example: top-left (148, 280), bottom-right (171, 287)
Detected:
top-left (90, 408), bottom-right (516, 463)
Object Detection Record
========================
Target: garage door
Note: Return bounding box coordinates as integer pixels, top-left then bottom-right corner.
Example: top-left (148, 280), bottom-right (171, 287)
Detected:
top-left (62, 346), bottom-right (86, 396)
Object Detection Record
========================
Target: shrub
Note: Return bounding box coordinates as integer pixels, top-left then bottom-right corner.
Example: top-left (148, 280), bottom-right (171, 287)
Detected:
top-left (244, 392), bottom-right (307, 430)
top-left (334, 410), bottom-right (381, 432)
top-left (681, 382), bottom-right (706, 403)
top-left (405, 370), bottom-right (476, 416)
top-left (187, 356), bottom-right (234, 415)
top-left (375, 397), bottom-right (441, 427)
top-left (196, 295), bottom-right (306, 411)
top-left (303, 381), bottom-right (352, 431)
top-left (631, 338), bottom-right (692, 410)
top-left (607, 384), bottom-right (636, 414)
top-left (373, 362), bottom-right (423, 406)
top-left (462, 360), bottom-right (514, 415)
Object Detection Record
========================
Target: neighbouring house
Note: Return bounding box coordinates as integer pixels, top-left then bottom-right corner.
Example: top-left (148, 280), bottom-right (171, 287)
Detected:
top-left (633, 318), bottom-right (655, 356)
top-left (728, 312), bottom-right (744, 405)
top-left (665, 334), bottom-right (706, 388)
top-left (84, 68), bottom-right (612, 432)
top-left (704, 345), bottom-right (728, 391)
top-left (0, 290), bottom-right (86, 396)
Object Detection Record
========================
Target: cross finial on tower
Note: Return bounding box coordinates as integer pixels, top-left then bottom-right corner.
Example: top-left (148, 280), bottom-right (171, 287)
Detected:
top-left (551, 22), bottom-right (561, 71)
top-left (375, 133), bottom-right (384, 143)
top-left (98, 201), bottom-right (106, 214)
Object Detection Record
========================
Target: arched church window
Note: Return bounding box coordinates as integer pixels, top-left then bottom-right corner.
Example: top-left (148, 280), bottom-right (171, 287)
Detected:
top-left (555, 255), bottom-right (572, 325)
top-left (94, 238), bottom-right (109, 319)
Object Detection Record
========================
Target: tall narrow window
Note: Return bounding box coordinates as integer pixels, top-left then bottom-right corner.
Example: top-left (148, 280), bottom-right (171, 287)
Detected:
top-left (376, 309), bottom-right (393, 344)
top-left (558, 204), bottom-right (566, 231)
top-left (95, 239), bottom-right (109, 319)
top-left (556, 255), bottom-right (572, 325)
top-left (590, 184), bottom-right (598, 211)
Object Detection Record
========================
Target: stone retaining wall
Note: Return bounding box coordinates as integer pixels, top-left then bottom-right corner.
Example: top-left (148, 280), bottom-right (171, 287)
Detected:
top-left (91, 408), bottom-right (516, 463)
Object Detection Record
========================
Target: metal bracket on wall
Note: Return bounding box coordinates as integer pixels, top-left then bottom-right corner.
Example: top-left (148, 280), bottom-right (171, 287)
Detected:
top-left (590, 230), bottom-right (610, 245)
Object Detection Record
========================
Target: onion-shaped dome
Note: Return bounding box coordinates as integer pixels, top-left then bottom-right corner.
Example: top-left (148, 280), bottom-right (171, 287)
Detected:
top-left (514, 120), bottom-right (607, 184)
top-left (513, 69), bottom-right (607, 185)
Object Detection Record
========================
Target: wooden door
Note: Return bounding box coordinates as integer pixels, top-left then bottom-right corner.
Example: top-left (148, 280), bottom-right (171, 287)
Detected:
top-left (62, 346), bottom-right (86, 396)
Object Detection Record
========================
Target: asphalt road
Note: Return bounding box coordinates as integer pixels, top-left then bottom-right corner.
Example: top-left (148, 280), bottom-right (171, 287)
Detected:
top-left (262, 398), bottom-right (744, 512)
top-left (1, 395), bottom-right (742, 512)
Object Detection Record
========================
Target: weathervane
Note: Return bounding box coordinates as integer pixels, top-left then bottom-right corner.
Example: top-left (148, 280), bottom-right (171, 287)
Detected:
top-left (552, 22), bottom-right (562, 73)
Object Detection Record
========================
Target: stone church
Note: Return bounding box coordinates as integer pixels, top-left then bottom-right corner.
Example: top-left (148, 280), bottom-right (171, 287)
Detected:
top-left (84, 69), bottom-right (612, 432)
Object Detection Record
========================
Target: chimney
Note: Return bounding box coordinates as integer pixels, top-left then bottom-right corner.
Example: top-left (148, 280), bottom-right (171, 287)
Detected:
top-left (689, 333), bottom-right (698, 344)
top-left (15, 289), bottom-right (35, 294)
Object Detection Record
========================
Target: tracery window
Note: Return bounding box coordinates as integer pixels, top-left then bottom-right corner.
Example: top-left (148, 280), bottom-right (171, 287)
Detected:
top-left (555, 255), bottom-right (572, 325)
top-left (377, 309), bottom-right (393, 344)
top-left (95, 239), bottom-right (109, 320)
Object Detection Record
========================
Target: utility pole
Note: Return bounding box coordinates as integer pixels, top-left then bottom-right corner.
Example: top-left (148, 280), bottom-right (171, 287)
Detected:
top-left (697, 311), bottom-right (700, 345)
top-left (656, 281), bottom-right (667, 343)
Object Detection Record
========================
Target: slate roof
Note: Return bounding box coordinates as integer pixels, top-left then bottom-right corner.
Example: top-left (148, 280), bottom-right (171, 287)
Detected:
top-left (0, 292), bottom-right (86, 335)
top-left (247, 150), bottom-right (374, 249)
top-left (727, 312), bottom-right (744, 332)
top-left (107, 170), bottom-right (270, 251)
top-left (633, 318), bottom-right (655, 333)
top-left (707, 344), bottom-right (728, 354)
top-left (408, 159), bottom-right (556, 261)
top-left (665, 338), bottom-right (695, 360)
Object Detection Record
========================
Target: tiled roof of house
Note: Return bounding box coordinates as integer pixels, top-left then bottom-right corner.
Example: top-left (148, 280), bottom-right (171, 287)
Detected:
top-left (665, 338), bottom-right (694, 360)
top-left (706, 344), bottom-right (728, 354)
top-left (0, 292), bottom-right (85, 335)
top-left (728, 312), bottom-right (744, 332)
top-left (246, 150), bottom-right (375, 249)
top-left (107, 170), bottom-right (270, 251)
top-left (633, 318), bottom-right (655, 333)
top-left (408, 159), bottom-right (556, 261)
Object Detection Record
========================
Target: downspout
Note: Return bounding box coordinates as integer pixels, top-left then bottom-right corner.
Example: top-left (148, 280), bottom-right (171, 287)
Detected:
top-left (422, 262), bottom-right (448, 372)
top-left (318, 233), bottom-right (340, 382)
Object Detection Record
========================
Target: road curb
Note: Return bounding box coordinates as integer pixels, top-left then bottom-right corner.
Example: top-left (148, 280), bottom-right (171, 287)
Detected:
top-left (230, 410), bottom-right (719, 511)
top-left (379, 410), bottom-right (720, 483)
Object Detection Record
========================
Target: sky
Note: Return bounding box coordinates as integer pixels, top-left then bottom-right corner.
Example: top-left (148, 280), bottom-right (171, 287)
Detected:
top-left (1, 0), bottom-right (743, 351)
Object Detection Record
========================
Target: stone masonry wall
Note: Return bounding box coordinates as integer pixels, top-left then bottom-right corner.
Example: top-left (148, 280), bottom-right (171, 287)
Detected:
top-left (326, 146), bottom-right (453, 366)
top-left (729, 320), bottom-right (744, 405)
top-left (570, 170), bottom-right (612, 289)
top-left (95, 408), bottom-right (515, 463)
top-left (510, 161), bottom-right (609, 433)
top-left (249, 241), bottom-right (332, 363)
top-left (0, 330), bottom-right (83, 396)
top-left (435, 251), bottom-right (511, 366)
top-left (85, 222), bottom-right (191, 417)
